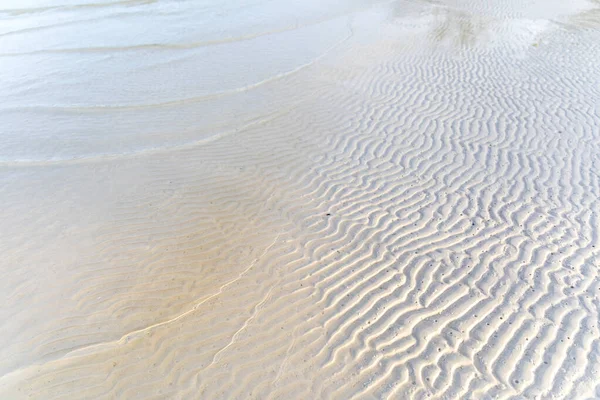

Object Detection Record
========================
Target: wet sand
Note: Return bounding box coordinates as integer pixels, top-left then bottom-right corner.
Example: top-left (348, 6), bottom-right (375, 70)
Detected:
top-left (1, 0), bottom-right (600, 398)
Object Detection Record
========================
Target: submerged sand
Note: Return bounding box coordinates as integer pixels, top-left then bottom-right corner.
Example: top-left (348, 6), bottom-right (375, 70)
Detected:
top-left (1, 0), bottom-right (600, 398)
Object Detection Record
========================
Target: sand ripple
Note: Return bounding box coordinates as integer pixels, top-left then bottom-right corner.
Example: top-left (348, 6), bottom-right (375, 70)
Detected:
top-left (1, 0), bottom-right (600, 399)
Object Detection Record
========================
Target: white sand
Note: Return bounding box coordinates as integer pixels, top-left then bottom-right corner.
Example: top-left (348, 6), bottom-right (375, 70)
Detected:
top-left (1, 0), bottom-right (600, 398)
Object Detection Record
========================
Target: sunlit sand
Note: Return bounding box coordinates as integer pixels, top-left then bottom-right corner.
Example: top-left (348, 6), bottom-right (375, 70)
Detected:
top-left (1, 0), bottom-right (600, 398)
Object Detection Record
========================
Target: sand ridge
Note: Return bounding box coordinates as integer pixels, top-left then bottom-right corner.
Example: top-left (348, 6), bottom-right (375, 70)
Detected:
top-left (1, 0), bottom-right (600, 399)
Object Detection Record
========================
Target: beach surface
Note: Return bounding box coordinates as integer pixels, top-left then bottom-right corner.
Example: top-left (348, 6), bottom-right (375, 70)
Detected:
top-left (1, 0), bottom-right (600, 398)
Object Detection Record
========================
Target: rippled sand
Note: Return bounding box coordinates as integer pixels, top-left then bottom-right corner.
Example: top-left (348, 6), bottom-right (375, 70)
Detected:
top-left (2, 0), bottom-right (600, 398)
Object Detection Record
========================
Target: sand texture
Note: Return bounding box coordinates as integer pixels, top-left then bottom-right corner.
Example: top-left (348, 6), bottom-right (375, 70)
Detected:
top-left (1, 0), bottom-right (600, 399)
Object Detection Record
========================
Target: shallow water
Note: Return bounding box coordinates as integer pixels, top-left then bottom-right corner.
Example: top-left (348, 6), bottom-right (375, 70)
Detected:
top-left (0, 0), bottom-right (365, 162)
